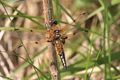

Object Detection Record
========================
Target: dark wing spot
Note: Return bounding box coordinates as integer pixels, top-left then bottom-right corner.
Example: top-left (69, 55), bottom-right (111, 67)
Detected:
top-left (62, 36), bottom-right (67, 39)
top-left (73, 19), bottom-right (76, 22)
top-left (18, 45), bottom-right (23, 48)
top-left (82, 12), bottom-right (86, 15)
top-left (73, 30), bottom-right (78, 35)
top-left (47, 40), bottom-right (52, 42)
top-left (30, 30), bottom-right (33, 32)
top-left (35, 42), bottom-right (38, 44)
top-left (61, 39), bottom-right (65, 44)
top-left (64, 36), bottom-right (68, 39)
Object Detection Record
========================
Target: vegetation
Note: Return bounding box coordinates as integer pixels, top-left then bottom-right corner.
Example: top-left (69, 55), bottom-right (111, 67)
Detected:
top-left (0, 0), bottom-right (120, 80)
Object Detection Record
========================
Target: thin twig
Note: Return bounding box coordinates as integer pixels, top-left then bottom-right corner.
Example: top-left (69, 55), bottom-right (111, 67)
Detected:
top-left (42, 0), bottom-right (60, 80)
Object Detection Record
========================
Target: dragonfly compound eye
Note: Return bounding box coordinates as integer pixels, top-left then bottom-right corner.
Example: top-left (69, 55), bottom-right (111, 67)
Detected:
top-left (52, 20), bottom-right (58, 25)
top-left (50, 20), bottom-right (58, 26)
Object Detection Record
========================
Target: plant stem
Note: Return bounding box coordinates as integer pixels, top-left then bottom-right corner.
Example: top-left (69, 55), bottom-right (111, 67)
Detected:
top-left (42, 0), bottom-right (60, 80)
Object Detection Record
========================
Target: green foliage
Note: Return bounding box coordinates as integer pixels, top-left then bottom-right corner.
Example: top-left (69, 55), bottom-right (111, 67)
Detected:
top-left (0, 0), bottom-right (120, 80)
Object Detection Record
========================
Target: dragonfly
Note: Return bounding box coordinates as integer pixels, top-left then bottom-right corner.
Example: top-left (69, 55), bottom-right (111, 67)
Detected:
top-left (16, 14), bottom-right (87, 69)
top-left (0, 1), bottom-right (87, 69)
top-left (42, 20), bottom-right (77, 69)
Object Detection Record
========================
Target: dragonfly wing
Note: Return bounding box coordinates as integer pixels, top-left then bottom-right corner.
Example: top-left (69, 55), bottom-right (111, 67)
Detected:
top-left (14, 38), bottom-right (49, 53)
top-left (10, 29), bottom-right (46, 41)
top-left (6, 30), bottom-right (49, 53)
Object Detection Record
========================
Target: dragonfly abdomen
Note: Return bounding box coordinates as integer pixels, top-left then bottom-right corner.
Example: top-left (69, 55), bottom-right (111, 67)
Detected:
top-left (55, 40), bottom-right (67, 69)
top-left (59, 51), bottom-right (67, 69)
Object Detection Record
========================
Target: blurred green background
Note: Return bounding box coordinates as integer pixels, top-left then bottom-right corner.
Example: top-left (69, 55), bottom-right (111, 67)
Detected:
top-left (0, 0), bottom-right (120, 80)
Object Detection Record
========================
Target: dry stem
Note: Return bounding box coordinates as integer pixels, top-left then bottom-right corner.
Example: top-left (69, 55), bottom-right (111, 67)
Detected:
top-left (42, 0), bottom-right (60, 80)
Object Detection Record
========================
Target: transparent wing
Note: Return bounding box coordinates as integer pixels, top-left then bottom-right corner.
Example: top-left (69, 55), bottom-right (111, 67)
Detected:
top-left (5, 29), bottom-right (49, 53)
top-left (61, 29), bottom-right (79, 39)
top-left (60, 11), bottom-right (88, 33)
top-left (10, 28), bottom-right (47, 41)
top-left (14, 38), bottom-right (49, 53)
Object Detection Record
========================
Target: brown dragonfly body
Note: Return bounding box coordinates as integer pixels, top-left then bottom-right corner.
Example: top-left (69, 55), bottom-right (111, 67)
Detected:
top-left (54, 39), bottom-right (66, 69)
top-left (46, 21), bottom-right (67, 69)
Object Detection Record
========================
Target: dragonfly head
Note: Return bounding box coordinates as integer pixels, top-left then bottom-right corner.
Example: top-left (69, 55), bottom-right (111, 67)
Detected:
top-left (50, 20), bottom-right (58, 26)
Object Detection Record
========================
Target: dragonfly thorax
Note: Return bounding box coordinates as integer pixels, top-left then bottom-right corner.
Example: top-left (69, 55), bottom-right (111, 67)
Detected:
top-left (53, 30), bottom-right (61, 40)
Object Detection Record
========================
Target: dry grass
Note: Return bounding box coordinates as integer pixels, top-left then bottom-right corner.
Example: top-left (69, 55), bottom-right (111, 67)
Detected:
top-left (0, 0), bottom-right (120, 80)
